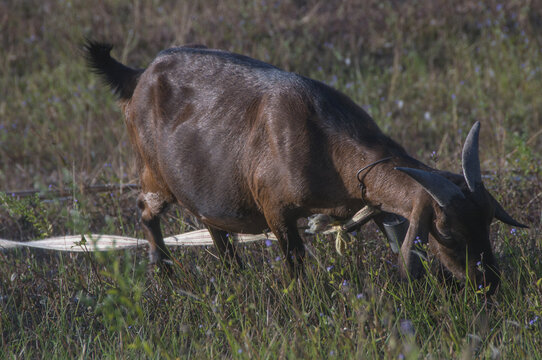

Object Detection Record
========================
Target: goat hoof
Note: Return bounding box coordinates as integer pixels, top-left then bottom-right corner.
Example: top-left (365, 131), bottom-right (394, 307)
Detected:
top-left (157, 259), bottom-right (175, 276)
top-left (147, 256), bottom-right (175, 277)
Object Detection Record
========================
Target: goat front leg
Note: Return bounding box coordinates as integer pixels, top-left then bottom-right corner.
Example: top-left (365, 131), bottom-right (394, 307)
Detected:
top-left (264, 210), bottom-right (305, 278)
top-left (398, 207), bottom-right (431, 281)
top-left (137, 192), bottom-right (171, 267)
top-left (206, 225), bottom-right (244, 269)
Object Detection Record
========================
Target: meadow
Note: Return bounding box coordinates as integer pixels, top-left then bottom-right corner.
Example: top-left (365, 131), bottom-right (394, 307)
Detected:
top-left (1, 0), bottom-right (541, 358)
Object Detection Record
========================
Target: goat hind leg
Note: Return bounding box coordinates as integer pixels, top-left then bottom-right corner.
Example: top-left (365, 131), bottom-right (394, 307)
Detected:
top-left (137, 192), bottom-right (171, 266)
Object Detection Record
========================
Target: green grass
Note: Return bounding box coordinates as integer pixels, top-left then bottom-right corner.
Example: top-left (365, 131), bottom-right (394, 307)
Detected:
top-left (1, 0), bottom-right (541, 358)
top-left (1, 227), bottom-right (540, 358)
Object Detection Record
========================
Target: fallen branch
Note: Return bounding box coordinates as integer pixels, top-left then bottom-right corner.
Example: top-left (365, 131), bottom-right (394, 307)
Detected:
top-left (0, 230), bottom-right (277, 252)
top-left (0, 206), bottom-right (376, 254)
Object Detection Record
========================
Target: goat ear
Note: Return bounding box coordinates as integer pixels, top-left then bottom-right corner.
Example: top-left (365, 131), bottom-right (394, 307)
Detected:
top-left (462, 121), bottom-right (483, 193)
top-left (395, 167), bottom-right (464, 207)
top-left (492, 196), bottom-right (529, 228)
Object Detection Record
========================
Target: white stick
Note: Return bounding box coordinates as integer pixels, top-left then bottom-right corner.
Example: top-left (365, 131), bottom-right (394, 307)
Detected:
top-left (0, 230), bottom-right (277, 253)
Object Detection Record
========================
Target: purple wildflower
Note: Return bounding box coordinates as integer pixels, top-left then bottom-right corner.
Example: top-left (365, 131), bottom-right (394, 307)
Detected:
top-left (400, 319), bottom-right (415, 336)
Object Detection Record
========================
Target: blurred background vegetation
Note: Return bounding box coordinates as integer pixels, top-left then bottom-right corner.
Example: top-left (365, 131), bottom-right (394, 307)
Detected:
top-left (0, 1), bottom-right (541, 358)
top-left (1, 0), bottom-right (541, 191)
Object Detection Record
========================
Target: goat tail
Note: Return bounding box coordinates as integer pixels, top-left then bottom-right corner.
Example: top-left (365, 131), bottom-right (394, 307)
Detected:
top-left (84, 39), bottom-right (143, 101)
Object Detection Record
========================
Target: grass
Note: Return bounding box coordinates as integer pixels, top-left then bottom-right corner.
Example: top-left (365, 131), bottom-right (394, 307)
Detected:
top-left (1, 0), bottom-right (541, 358)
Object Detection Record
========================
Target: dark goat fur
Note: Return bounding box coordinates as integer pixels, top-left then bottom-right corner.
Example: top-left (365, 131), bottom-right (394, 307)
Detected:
top-left (85, 40), bottom-right (526, 293)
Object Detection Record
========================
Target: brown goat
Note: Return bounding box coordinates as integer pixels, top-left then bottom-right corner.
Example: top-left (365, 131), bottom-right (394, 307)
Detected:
top-left (85, 41), bottom-right (526, 293)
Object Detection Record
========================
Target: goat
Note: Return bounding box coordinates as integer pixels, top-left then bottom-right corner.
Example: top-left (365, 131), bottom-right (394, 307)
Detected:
top-left (85, 40), bottom-right (526, 293)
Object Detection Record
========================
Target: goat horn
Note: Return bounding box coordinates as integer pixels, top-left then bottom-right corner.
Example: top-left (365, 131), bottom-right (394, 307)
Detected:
top-left (491, 195), bottom-right (529, 228)
top-left (395, 167), bottom-right (465, 207)
top-left (462, 121), bottom-right (483, 193)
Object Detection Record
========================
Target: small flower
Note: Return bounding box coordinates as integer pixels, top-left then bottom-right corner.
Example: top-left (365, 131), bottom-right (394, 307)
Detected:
top-left (25, 34), bottom-right (37, 43)
top-left (424, 111), bottom-right (431, 121)
top-left (356, 293), bottom-right (364, 299)
top-left (342, 279), bottom-right (348, 287)
top-left (510, 228), bottom-right (517, 235)
top-left (329, 350), bottom-right (335, 356)
top-left (238, 349), bottom-right (243, 354)
top-left (265, 239), bottom-right (273, 247)
top-left (400, 319), bottom-right (415, 336)
top-left (451, 93), bottom-right (456, 100)
top-left (396, 99), bottom-right (404, 109)
top-left (275, 256), bottom-right (281, 261)
top-left (529, 316), bottom-right (539, 326)
top-left (326, 265), bottom-right (334, 272)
